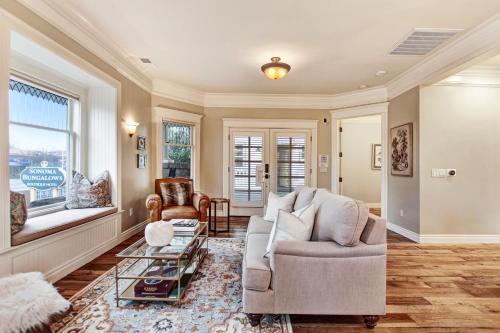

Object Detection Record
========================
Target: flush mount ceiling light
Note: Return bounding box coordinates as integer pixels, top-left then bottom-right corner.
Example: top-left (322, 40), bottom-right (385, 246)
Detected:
top-left (261, 57), bottom-right (291, 80)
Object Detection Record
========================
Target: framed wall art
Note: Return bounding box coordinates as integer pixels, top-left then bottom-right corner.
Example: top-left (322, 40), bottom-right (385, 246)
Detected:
top-left (371, 144), bottom-right (382, 170)
top-left (390, 123), bottom-right (413, 177)
top-left (137, 153), bottom-right (147, 169)
top-left (137, 135), bottom-right (146, 151)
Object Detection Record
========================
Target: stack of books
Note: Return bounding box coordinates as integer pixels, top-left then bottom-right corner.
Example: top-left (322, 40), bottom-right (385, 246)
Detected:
top-left (170, 219), bottom-right (199, 233)
top-left (134, 266), bottom-right (178, 298)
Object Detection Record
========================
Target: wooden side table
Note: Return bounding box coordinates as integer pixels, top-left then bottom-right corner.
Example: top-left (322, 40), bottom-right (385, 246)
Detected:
top-left (208, 198), bottom-right (230, 234)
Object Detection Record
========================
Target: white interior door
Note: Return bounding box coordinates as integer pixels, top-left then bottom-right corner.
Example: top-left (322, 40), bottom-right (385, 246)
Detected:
top-left (229, 130), bottom-right (269, 214)
top-left (270, 130), bottom-right (311, 194)
top-left (229, 128), bottom-right (312, 215)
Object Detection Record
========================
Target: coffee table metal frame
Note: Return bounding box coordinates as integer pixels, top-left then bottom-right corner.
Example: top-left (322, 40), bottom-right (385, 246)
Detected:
top-left (114, 222), bottom-right (208, 306)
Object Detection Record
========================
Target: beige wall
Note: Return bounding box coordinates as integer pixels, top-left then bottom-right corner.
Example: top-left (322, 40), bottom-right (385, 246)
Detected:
top-left (420, 85), bottom-right (500, 235)
top-left (340, 116), bottom-right (381, 204)
top-left (201, 108), bottom-right (331, 197)
top-left (388, 87), bottom-right (420, 233)
top-left (1, 1), bottom-right (153, 231)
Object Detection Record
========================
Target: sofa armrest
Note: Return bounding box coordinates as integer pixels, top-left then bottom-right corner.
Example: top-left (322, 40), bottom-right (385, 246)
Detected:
top-left (360, 213), bottom-right (387, 245)
top-left (146, 194), bottom-right (162, 222)
top-left (192, 192), bottom-right (210, 222)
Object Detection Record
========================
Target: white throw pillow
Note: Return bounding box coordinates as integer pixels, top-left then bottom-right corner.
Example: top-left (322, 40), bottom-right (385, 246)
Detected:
top-left (265, 203), bottom-right (316, 256)
top-left (263, 192), bottom-right (297, 221)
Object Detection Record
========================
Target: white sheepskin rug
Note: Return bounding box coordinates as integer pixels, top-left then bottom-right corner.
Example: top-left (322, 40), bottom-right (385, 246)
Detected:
top-left (0, 272), bottom-right (71, 333)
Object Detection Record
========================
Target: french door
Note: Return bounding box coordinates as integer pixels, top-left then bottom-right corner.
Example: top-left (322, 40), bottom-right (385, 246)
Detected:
top-left (229, 128), bottom-right (311, 215)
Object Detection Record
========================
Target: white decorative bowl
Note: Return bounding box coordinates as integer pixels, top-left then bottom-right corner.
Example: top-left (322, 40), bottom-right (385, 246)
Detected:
top-left (145, 221), bottom-right (174, 247)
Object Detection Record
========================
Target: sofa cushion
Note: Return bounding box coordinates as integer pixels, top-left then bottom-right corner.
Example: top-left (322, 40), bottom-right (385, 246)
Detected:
top-left (160, 181), bottom-right (193, 207)
top-left (66, 171), bottom-right (113, 209)
top-left (243, 233), bottom-right (272, 292)
top-left (161, 206), bottom-right (198, 220)
top-left (11, 207), bottom-right (118, 246)
top-left (311, 191), bottom-right (369, 246)
top-left (247, 215), bottom-right (274, 235)
top-left (293, 186), bottom-right (316, 211)
top-left (263, 192), bottom-right (296, 221)
top-left (265, 204), bottom-right (316, 256)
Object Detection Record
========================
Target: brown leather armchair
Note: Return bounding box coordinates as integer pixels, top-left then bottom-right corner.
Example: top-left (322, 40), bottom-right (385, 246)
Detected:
top-left (146, 178), bottom-right (210, 222)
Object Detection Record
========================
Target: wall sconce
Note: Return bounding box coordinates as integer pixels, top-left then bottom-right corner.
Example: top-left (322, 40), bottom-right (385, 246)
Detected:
top-left (125, 121), bottom-right (139, 137)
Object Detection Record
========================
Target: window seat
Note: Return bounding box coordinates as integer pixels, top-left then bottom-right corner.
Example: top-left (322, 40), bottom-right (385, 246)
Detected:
top-left (11, 207), bottom-right (118, 246)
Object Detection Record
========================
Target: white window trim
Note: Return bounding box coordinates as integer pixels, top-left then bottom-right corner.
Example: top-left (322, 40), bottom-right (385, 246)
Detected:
top-left (8, 76), bottom-right (79, 217)
top-left (222, 118), bottom-right (318, 202)
top-left (153, 107), bottom-right (202, 190)
top-left (330, 102), bottom-right (389, 219)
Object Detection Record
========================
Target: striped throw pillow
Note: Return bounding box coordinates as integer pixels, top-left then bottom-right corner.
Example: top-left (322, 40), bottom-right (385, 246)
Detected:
top-left (160, 182), bottom-right (193, 207)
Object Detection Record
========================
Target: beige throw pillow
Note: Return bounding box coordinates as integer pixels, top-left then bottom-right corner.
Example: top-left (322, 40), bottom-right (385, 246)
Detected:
top-left (265, 203), bottom-right (316, 257)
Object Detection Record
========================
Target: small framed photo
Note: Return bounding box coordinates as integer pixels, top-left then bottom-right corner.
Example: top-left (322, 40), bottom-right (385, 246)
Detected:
top-left (371, 144), bottom-right (382, 170)
top-left (137, 135), bottom-right (146, 151)
top-left (137, 154), bottom-right (147, 169)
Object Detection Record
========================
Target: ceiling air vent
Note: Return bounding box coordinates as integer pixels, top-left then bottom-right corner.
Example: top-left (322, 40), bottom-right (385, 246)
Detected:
top-left (390, 29), bottom-right (462, 56)
top-left (139, 58), bottom-right (152, 64)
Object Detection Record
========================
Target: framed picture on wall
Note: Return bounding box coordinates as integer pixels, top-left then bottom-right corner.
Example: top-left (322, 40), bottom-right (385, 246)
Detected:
top-left (137, 154), bottom-right (147, 169)
top-left (371, 144), bottom-right (382, 170)
top-left (137, 135), bottom-right (146, 151)
top-left (390, 123), bottom-right (413, 177)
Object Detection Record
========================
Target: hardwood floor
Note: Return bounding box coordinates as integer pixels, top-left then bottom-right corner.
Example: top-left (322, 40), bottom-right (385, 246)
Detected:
top-left (55, 216), bottom-right (500, 332)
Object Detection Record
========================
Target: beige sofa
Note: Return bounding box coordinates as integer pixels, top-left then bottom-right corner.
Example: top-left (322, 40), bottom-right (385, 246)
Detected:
top-left (242, 188), bottom-right (387, 329)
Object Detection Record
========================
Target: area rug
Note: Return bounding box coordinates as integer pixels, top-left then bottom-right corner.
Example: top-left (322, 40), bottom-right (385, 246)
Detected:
top-left (51, 238), bottom-right (293, 333)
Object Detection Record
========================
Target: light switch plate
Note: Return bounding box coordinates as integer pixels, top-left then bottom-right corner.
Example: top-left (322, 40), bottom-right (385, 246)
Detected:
top-left (431, 168), bottom-right (448, 178)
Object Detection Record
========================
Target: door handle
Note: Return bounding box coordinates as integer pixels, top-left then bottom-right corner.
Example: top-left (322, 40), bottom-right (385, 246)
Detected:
top-left (264, 163), bottom-right (269, 179)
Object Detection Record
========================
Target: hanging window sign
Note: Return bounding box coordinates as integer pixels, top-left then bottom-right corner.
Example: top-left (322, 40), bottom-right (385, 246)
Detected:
top-left (20, 163), bottom-right (66, 190)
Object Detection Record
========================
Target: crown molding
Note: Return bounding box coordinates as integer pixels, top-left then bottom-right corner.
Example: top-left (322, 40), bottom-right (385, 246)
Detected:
top-left (152, 79), bottom-right (205, 106)
top-left (16, 0), bottom-right (152, 93)
top-left (203, 86), bottom-right (387, 109)
top-left (386, 12), bottom-right (500, 99)
top-left (204, 92), bottom-right (334, 109)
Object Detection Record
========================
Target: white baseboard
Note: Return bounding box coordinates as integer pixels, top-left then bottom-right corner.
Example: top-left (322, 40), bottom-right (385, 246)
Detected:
top-left (119, 219), bottom-right (148, 242)
top-left (387, 222), bottom-right (421, 243)
top-left (366, 203), bottom-right (381, 209)
top-left (419, 234), bottom-right (500, 244)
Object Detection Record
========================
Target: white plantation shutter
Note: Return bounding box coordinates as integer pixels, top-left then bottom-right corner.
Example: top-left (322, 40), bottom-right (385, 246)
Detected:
top-left (233, 135), bottom-right (263, 202)
top-left (275, 135), bottom-right (307, 195)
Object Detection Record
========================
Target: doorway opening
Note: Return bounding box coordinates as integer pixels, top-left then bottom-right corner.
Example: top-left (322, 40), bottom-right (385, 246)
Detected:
top-left (339, 115), bottom-right (382, 214)
top-left (331, 103), bottom-right (388, 218)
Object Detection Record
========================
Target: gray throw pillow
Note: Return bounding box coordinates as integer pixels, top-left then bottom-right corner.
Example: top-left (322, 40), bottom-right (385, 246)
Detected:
top-left (293, 186), bottom-right (316, 211)
top-left (66, 170), bottom-right (113, 209)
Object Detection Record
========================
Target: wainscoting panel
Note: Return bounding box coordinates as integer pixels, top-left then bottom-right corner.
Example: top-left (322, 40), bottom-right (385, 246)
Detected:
top-left (2, 213), bottom-right (146, 283)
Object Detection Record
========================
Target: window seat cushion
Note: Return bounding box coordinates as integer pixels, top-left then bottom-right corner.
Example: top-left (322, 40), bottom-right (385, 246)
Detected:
top-left (11, 207), bottom-right (118, 246)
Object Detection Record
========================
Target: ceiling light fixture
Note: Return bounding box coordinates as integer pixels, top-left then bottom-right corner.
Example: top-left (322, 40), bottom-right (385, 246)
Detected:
top-left (375, 70), bottom-right (387, 77)
top-left (261, 57), bottom-right (291, 80)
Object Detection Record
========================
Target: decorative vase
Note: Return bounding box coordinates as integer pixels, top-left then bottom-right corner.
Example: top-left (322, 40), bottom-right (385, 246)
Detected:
top-left (145, 220), bottom-right (174, 247)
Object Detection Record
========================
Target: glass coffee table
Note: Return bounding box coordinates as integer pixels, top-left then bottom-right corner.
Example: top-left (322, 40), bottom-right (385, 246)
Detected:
top-left (114, 221), bottom-right (208, 306)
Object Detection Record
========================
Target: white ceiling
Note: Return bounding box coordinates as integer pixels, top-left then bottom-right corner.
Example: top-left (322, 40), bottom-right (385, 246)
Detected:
top-left (58, 0), bottom-right (500, 95)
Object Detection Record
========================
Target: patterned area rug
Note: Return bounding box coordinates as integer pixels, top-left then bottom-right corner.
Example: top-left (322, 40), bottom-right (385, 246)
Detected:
top-left (52, 238), bottom-right (292, 333)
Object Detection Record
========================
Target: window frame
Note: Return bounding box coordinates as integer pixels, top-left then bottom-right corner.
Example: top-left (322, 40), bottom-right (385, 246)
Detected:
top-left (8, 75), bottom-right (80, 217)
top-left (153, 107), bottom-right (202, 190)
top-left (162, 121), bottom-right (194, 179)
